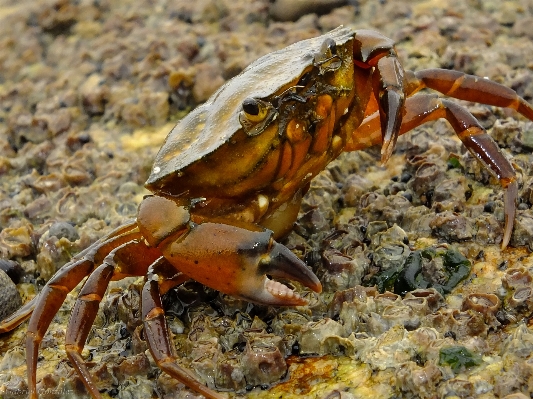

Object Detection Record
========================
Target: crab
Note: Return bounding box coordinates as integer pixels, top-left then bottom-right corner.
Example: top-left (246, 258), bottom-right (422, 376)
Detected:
top-left (1, 26), bottom-right (533, 399)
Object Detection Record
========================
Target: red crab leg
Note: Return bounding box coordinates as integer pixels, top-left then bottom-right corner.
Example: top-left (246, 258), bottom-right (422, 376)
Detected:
top-left (23, 221), bottom-right (142, 399)
top-left (351, 93), bottom-right (518, 248)
top-left (0, 296), bottom-right (36, 333)
top-left (353, 30), bottom-right (406, 164)
top-left (142, 259), bottom-right (227, 399)
top-left (64, 240), bottom-right (161, 399)
top-left (406, 68), bottom-right (533, 121)
top-left (371, 55), bottom-right (405, 163)
top-left (0, 223), bottom-right (137, 335)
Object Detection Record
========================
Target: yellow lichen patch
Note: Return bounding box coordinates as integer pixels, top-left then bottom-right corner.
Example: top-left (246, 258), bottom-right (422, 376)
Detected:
top-left (247, 356), bottom-right (394, 399)
top-left (121, 123), bottom-right (175, 152)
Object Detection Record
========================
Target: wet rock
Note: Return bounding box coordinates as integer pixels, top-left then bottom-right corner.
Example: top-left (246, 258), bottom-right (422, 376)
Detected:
top-left (0, 269), bottom-right (22, 322)
top-left (191, 63), bottom-right (225, 104)
top-left (424, 309), bottom-right (487, 339)
top-left (396, 362), bottom-right (442, 399)
top-left (241, 333), bottom-right (287, 387)
top-left (48, 221), bottom-right (79, 242)
top-left (0, 224), bottom-right (34, 259)
top-left (461, 293), bottom-right (500, 328)
top-left (0, 259), bottom-right (25, 284)
top-left (80, 74), bottom-right (109, 116)
top-left (269, 0), bottom-right (348, 22)
top-left (429, 211), bottom-right (474, 243)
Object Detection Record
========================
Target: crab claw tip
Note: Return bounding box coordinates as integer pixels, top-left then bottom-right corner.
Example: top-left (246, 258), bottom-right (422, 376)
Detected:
top-left (241, 241), bottom-right (321, 306)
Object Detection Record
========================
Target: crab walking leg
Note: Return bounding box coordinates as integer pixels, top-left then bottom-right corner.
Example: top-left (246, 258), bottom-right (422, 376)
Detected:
top-left (353, 30), bottom-right (406, 164)
top-left (371, 55), bottom-right (405, 163)
top-left (64, 240), bottom-right (162, 399)
top-left (24, 222), bottom-right (143, 399)
top-left (0, 296), bottom-right (36, 333)
top-left (0, 221), bottom-right (139, 334)
top-left (406, 68), bottom-right (533, 120)
top-left (351, 93), bottom-right (517, 248)
top-left (65, 262), bottom-right (115, 399)
top-left (141, 261), bottom-right (226, 399)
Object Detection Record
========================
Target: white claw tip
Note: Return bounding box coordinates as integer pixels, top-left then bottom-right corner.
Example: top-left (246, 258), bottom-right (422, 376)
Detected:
top-left (265, 279), bottom-right (300, 301)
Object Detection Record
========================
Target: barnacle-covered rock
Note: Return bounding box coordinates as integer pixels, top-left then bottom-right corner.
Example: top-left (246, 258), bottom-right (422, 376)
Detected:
top-left (502, 267), bottom-right (533, 317)
top-left (503, 267), bottom-right (533, 290)
top-left (241, 333), bottom-right (287, 387)
top-left (436, 378), bottom-right (474, 398)
top-left (461, 293), bottom-right (501, 328)
top-left (429, 211), bottom-right (474, 243)
top-left (300, 318), bottom-right (346, 355)
top-left (215, 348), bottom-right (245, 391)
top-left (506, 286), bottom-right (533, 313)
top-left (0, 223), bottom-right (33, 259)
top-left (396, 362), bottom-right (442, 399)
top-left (403, 288), bottom-right (444, 315)
top-left (501, 393), bottom-right (531, 399)
top-left (356, 325), bottom-right (415, 369)
top-left (190, 337), bottom-right (220, 389)
top-left (370, 225), bottom-right (411, 272)
top-left (320, 248), bottom-right (366, 292)
top-left (381, 304), bottom-right (419, 330)
top-left (271, 309), bottom-right (311, 337)
top-left (410, 162), bottom-right (445, 200)
top-left (328, 286), bottom-right (378, 318)
top-left (510, 210), bottom-right (533, 249)
top-left (424, 309), bottom-right (487, 339)
top-left (370, 247), bottom-right (471, 296)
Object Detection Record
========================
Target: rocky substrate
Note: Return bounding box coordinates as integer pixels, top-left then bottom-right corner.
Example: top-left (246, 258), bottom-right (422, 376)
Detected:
top-left (1, 0), bottom-right (533, 398)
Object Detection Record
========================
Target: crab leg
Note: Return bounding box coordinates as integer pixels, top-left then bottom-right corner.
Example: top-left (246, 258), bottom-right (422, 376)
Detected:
top-left (64, 240), bottom-right (162, 399)
top-left (22, 221), bottom-right (143, 399)
top-left (141, 259), bottom-right (225, 399)
top-left (0, 296), bottom-right (36, 333)
top-left (350, 93), bottom-right (517, 248)
top-left (407, 68), bottom-right (533, 120)
top-left (353, 30), bottom-right (406, 164)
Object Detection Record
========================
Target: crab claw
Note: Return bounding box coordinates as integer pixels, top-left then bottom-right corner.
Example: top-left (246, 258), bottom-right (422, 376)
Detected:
top-left (251, 240), bottom-right (322, 306)
top-left (149, 217), bottom-right (322, 307)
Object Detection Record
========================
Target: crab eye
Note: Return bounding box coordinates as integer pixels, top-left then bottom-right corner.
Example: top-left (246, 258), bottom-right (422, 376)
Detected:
top-left (297, 71), bottom-right (312, 86)
top-left (242, 97), bottom-right (268, 123)
top-left (239, 97), bottom-right (277, 136)
top-left (321, 38), bottom-right (337, 56)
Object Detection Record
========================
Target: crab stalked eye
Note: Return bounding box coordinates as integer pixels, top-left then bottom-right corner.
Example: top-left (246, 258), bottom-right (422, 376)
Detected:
top-left (242, 97), bottom-right (269, 123)
top-left (297, 71), bottom-right (312, 86)
top-left (321, 37), bottom-right (337, 57)
top-left (314, 37), bottom-right (342, 73)
top-left (239, 97), bottom-right (277, 136)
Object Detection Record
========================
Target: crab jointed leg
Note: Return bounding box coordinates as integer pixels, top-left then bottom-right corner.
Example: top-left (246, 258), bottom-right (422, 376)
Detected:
top-left (142, 260), bottom-right (226, 399)
top-left (65, 240), bottom-right (161, 399)
top-left (350, 67), bottom-right (533, 247)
